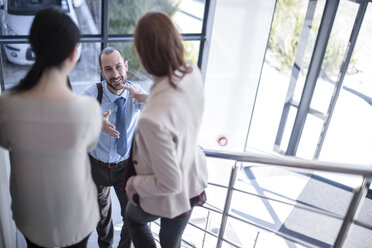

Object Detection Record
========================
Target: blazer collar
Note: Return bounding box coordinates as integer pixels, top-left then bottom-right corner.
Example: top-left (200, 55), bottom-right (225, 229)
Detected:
top-left (150, 77), bottom-right (172, 97)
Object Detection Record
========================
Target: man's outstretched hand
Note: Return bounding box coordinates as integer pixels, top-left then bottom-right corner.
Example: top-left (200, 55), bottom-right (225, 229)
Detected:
top-left (102, 109), bottom-right (120, 138)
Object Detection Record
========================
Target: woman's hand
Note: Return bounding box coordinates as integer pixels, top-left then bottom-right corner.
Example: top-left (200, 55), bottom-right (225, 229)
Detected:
top-left (125, 176), bottom-right (138, 206)
top-left (123, 85), bottom-right (148, 104)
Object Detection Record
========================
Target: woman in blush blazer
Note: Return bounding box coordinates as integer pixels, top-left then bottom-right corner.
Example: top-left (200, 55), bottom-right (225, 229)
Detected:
top-left (124, 11), bottom-right (208, 248)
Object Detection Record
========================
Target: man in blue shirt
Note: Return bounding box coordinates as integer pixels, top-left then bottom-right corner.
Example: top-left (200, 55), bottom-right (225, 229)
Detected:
top-left (83, 47), bottom-right (147, 248)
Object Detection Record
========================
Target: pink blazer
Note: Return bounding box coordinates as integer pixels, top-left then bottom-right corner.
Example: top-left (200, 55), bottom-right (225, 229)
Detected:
top-left (130, 64), bottom-right (208, 218)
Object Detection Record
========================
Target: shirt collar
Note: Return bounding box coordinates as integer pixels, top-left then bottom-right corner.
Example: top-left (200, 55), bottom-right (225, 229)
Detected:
top-left (102, 80), bottom-right (130, 103)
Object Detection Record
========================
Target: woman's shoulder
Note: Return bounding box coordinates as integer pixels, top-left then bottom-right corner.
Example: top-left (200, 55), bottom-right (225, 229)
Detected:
top-left (75, 94), bottom-right (99, 104)
top-left (73, 95), bottom-right (101, 114)
top-left (0, 92), bottom-right (13, 116)
top-left (0, 91), bottom-right (16, 102)
top-left (186, 63), bottom-right (202, 78)
top-left (0, 92), bottom-right (25, 112)
top-left (183, 62), bottom-right (200, 73)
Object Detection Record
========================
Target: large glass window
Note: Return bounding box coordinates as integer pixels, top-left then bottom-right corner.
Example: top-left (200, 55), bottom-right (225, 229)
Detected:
top-left (0, 0), bottom-right (100, 92)
top-left (0, 0), bottom-right (207, 94)
top-left (80, 0), bottom-right (101, 34)
top-left (245, 0), bottom-right (326, 154)
top-left (69, 42), bottom-right (101, 95)
top-left (108, 0), bottom-right (205, 35)
top-left (319, 2), bottom-right (372, 165)
top-left (105, 0), bottom-right (205, 91)
top-left (245, 0), bottom-right (372, 165)
top-left (1, 45), bottom-right (28, 90)
top-left (8, 0), bottom-right (71, 15)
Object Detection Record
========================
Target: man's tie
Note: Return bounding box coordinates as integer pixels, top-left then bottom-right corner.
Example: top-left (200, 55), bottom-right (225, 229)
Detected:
top-left (115, 97), bottom-right (127, 156)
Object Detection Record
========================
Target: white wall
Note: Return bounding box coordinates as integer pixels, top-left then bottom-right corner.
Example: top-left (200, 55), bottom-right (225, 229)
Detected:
top-left (200, 0), bottom-right (277, 152)
top-left (199, 0), bottom-right (277, 207)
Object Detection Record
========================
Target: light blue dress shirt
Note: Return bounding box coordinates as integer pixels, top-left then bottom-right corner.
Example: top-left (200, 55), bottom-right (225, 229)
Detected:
top-left (83, 80), bottom-right (144, 163)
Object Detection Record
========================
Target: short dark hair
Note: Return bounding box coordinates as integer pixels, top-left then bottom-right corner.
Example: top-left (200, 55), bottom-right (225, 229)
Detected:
top-left (13, 7), bottom-right (80, 92)
top-left (99, 47), bottom-right (125, 69)
top-left (134, 11), bottom-right (192, 89)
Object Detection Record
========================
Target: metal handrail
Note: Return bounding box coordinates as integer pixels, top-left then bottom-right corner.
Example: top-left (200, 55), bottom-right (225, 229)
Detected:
top-left (200, 149), bottom-right (372, 248)
top-left (204, 149), bottom-right (372, 177)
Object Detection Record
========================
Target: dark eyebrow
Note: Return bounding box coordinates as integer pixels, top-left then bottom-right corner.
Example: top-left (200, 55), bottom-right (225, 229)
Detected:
top-left (104, 63), bottom-right (122, 70)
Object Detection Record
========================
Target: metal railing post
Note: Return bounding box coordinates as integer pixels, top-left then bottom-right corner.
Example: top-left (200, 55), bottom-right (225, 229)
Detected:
top-left (201, 211), bottom-right (211, 248)
top-left (216, 161), bottom-right (239, 248)
top-left (333, 177), bottom-right (369, 247)
top-left (253, 231), bottom-right (260, 248)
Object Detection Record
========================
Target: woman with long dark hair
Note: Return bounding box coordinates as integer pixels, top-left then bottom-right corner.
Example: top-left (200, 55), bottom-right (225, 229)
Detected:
top-left (124, 11), bottom-right (208, 247)
top-left (0, 8), bottom-right (101, 248)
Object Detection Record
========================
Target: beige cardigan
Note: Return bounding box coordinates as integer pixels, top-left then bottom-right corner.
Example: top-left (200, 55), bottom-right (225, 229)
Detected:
top-left (0, 93), bottom-right (101, 247)
top-left (130, 64), bottom-right (208, 218)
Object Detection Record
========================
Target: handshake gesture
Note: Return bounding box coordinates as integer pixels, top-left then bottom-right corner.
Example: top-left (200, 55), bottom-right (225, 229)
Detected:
top-left (102, 85), bottom-right (148, 138)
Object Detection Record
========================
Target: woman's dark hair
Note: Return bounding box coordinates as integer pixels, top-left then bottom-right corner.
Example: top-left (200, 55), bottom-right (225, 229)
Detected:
top-left (13, 7), bottom-right (80, 92)
top-left (134, 11), bottom-right (192, 89)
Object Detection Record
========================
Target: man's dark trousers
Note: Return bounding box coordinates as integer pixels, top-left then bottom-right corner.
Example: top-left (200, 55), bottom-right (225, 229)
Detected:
top-left (89, 156), bottom-right (131, 248)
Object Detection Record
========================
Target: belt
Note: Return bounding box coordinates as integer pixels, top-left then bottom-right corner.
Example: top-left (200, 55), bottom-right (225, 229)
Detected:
top-left (89, 155), bottom-right (128, 169)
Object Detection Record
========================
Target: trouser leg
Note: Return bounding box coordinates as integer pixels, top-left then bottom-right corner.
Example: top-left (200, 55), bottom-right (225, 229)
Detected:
top-left (96, 186), bottom-right (114, 248)
top-left (125, 202), bottom-right (158, 248)
top-left (90, 156), bottom-right (114, 248)
top-left (159, 210), bottom-right (193, 248)
top-left (113, 171), bottom-right (131, 248)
